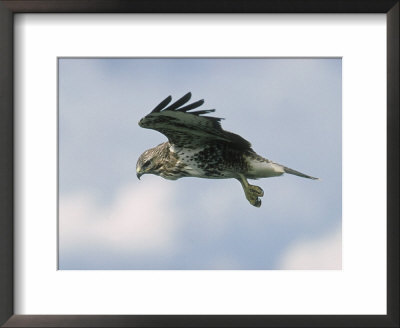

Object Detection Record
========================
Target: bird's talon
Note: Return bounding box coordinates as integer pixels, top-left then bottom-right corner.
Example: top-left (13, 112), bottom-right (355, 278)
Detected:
top-left (253, 198), bottom-right (262, 207)
top-left (245, 184), bottom-right (263, 207)
top-left (249, 185), bottom-right (264, 197)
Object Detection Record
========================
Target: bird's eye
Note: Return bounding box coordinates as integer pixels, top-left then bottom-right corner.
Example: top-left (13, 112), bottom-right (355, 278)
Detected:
top-left (142, 160), bottom-right (151, 169)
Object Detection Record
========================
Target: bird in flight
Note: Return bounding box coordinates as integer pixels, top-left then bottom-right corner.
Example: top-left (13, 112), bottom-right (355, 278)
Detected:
top-left (136, 92), bottom-right (318, 207)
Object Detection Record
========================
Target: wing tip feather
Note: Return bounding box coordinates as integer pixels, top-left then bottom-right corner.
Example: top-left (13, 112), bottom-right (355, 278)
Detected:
top-left (151, 95), bottom-right (172, 113)
top-left (147, 92), bottom-right (221, 121)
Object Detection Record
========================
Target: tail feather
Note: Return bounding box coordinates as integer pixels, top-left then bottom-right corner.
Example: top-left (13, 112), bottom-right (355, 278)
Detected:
top-left (283, 166), bottom-right (319, 180)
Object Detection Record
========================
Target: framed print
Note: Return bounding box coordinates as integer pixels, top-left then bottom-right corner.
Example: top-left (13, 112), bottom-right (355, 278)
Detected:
top-left (0, 1), bottom-right (398, 327)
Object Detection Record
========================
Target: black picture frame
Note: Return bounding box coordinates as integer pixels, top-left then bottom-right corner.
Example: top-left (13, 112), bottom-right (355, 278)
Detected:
top-left (0, 1), bottom-right (398, 327)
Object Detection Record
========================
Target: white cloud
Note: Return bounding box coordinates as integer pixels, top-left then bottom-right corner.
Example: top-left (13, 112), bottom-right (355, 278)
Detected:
top-left (278, 227), bottom-right (342, 270)
top-left (59, 180), bottom-right (180, 256)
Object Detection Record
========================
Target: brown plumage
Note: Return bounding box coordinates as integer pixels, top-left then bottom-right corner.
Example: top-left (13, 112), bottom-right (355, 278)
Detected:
top-left (136, 92), bottom-right (318, 207)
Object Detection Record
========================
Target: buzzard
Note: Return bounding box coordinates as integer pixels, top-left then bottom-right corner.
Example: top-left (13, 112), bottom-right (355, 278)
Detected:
top-left (136, 92), bottom-right (318, 207)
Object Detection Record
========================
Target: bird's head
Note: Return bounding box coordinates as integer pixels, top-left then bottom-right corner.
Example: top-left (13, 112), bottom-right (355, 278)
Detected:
top-left (136, 148), bottom-right (161, 179)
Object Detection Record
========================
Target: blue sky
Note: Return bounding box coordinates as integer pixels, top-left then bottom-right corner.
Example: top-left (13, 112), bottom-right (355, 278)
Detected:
top-left (58, 58), bottom-right (341, 270)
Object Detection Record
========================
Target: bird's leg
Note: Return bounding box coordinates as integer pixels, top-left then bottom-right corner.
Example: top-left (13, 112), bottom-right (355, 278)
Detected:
top-left (237, 174), bottom-right (264, 208)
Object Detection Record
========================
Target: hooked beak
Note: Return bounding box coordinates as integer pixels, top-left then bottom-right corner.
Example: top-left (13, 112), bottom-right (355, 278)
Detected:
top-left (136, 172), bottom-right (142, 180)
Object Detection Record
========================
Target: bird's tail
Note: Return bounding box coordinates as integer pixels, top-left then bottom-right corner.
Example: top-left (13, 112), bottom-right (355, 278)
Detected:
top-left (283, 166), bottom-right (319, 180)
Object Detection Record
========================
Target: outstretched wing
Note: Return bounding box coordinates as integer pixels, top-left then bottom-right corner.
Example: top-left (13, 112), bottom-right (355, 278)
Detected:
top-left (138, 92), bottom-right (252, 150)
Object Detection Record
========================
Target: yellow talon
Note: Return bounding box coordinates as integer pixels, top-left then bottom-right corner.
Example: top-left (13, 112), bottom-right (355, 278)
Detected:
top-left (237, 174), bottom-right (264, 208)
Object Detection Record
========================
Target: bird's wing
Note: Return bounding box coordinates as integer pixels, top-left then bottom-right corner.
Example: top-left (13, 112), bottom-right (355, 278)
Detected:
top-left (139, 92), bottom-right (252, 150)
